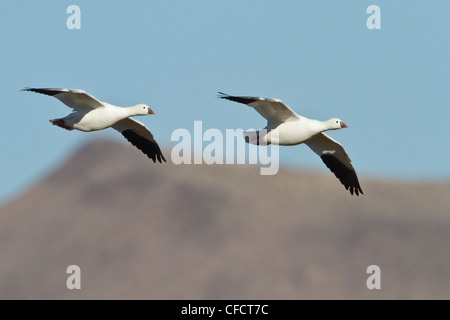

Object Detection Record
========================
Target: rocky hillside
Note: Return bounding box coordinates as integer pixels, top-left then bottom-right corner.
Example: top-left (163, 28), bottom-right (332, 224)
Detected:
top-left (1, 140), bottom-right (449, 299)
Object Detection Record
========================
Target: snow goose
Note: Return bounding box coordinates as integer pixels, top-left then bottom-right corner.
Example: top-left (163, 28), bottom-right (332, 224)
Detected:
top-left (218, 92), bottom-right (363, 196)
top-left (23, 88), bottom-right (166, 163)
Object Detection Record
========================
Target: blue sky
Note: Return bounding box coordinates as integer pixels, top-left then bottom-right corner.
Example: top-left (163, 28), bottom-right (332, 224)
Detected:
top-left (1, 1), bottom-right (449, 204)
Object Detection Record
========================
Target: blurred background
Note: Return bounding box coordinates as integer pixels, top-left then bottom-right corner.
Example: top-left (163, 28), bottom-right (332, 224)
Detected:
top-left (0, 0), bottom-right (449, 299)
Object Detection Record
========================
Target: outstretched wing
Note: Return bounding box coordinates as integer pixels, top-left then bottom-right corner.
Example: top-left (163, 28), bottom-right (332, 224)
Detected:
top-left (305, 133), bottom-right (363, 196)
top-left (22, 88), bottom-right (104, 110)
top-left (218, 92), bottom-right (301, 127)
top-left (112, 118), bottom-right (166, 163)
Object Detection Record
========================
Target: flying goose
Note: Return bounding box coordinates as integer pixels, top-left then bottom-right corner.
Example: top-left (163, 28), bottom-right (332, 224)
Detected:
top-left (23, 88), bottom-right (166, 163)
top-left (219, 92), bottom-right (363, 196)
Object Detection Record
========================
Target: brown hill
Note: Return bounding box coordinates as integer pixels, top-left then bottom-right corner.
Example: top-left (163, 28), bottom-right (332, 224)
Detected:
top-left (1, 140), bottom-right (450, 299)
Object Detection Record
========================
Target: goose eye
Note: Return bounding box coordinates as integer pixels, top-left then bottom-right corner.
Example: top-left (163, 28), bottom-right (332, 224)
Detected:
top-left (336, 121), bottom-right (338, 123)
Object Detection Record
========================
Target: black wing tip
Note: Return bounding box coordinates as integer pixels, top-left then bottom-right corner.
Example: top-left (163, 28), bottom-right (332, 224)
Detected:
top-left (21, 88), bottom-right (61, 96)
top-left (217, 92), bottom-right (230, 99)
top-left (356, 186), bottom-right (364, 196)
top-left (347, 185), bottom-right (364, 196)
top-left (149, 150), bottom-right (167, 163)
top-left (21, 87), bottom-right (37, 93)
top-left (347, 177), bottom-right (364, 196)
top-left (320, 154), bottom-right (364, 197)
top-left (217, 92), bottom-right (259, 105)
top-left (122, 129), bottom-right (166, 163)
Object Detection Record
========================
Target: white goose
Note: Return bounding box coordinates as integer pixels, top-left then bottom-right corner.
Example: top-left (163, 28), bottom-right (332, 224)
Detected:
top-left (23, 88), bottom-right (166, 163)
top-left (219, 92), bottom-right (363, 196)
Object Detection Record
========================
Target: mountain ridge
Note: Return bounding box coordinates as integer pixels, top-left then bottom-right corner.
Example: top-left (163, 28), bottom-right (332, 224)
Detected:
top-left (1, 139), bottom-right (449, 299)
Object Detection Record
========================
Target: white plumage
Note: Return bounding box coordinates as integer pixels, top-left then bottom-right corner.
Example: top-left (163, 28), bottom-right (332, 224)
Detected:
top-left (219, 92), bottom-right (363, 195)
top-left (23, 88), bottom-right (166, 163)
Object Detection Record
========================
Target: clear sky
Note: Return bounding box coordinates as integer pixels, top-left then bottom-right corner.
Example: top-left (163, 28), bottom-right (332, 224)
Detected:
top-left (1, 1), bottom-right (449, 204)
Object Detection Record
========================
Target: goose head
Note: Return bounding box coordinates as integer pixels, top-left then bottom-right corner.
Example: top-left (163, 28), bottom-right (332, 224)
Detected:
top-left (133, 103), bottom-right (155, 115)
top-left (326, 118), bottom-right (347, 130)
